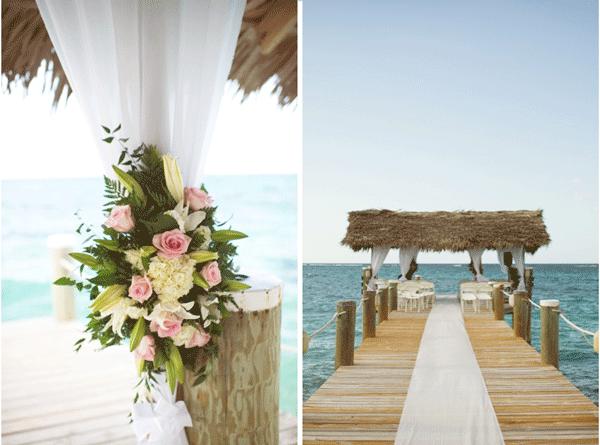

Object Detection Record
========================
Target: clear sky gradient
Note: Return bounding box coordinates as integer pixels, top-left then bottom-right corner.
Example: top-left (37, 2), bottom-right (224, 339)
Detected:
top-left (303, 0), bottom-right (598, 264)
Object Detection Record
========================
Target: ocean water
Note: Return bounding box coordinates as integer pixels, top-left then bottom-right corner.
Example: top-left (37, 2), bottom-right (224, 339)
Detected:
top-left (303, 263), bottom-right (599, 406)
top-left (1, 176), bottom-right (298, 415)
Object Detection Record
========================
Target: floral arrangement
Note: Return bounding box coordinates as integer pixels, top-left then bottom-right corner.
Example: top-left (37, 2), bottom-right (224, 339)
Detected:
top-left (55, 125), bottom-right (249, 394)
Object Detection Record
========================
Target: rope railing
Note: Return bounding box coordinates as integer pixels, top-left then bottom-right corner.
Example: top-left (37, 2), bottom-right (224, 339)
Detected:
top-left (307, 311), bottom-right (346, 340)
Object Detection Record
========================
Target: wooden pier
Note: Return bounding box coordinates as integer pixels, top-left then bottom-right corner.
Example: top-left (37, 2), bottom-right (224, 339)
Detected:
top-left (2, 317), bottom-right (297, 445)
top-left (303, 297), bottom-right (598, 444)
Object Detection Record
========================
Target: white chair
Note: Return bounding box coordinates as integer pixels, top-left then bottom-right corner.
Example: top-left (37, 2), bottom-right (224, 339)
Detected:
top-left (476, 291), bottom-right (492, 312)
top-left (461, 292), bottom-right (478, 313)
top-left (402, 288), bottom-right (424, 312)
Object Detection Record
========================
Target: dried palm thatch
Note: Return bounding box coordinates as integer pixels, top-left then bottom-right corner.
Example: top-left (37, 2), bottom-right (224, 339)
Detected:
top-left (341, 209), bottom-right (551, 254)
top-left (2, 0), bottom-right (297, 107)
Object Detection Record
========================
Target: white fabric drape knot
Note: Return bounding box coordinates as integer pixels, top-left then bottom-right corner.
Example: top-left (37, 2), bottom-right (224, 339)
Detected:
top-left (368, 246), bottom-right (390, 290)
top-left (36, 0), bottom-right (246, 186)
top-left (468, 247), bottom-right (488, 283)
top-left (398, 247), bottom-right (419, 282)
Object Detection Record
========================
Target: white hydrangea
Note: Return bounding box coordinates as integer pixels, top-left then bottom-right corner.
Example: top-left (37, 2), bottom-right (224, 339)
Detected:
top-left (148, 255), bottom-right (197, 303)
top-left (195, 225), bottom-right (212, 250)
top-left (172, 323), bottom-right (198, 347)
top-left (124, 249), bottom-right (145, 270)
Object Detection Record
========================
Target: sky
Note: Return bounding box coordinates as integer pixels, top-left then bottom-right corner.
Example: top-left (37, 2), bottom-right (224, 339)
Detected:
top-left (0, 73), bottom-right (300, 179)
top-left (303, 0), bottom-right (599, 264)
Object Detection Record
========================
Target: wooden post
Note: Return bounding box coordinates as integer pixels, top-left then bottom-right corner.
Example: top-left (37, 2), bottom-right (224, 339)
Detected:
top-left (493, 284), bottom-right (504, 321)
top-left (540, 299), bottom-right (560, 369)
top-left (335, 301), bottom-right (356, 370)
top-left (183, 281), bottom-right (282, 444)
top-left (389, 282), bottom-right (398, 313)
top-left (362, 290), bottom-right (376, 340)
top-left (362, 267), bottom-right (372, 292)
top-left (525, 267), bottom-right (533, 344)
top-left (47, 234), bottom-right (77, 322)
top-left (513, 291), bottom-right (530, 342)
top-left (377, 285), bottom-right (388, 325)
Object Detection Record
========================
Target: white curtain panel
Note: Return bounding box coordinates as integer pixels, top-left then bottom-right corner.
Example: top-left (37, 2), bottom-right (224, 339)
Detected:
top-left (496, 248), bottom-right (509, 276)
top-left (368, 246), bottom-right (390, 290)
top-left (468, 247), bottom-right (488, 283)
top-left (36, 0), bottom-right (246, 186)
top-left (509, 245), bottom-right (526, 290)
top-left (398, 247), bottom-right (419, 282)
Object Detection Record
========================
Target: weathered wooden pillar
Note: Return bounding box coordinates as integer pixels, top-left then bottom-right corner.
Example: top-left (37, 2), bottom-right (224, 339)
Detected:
top-left (389, 282), bottom-right (398, 312)
top-left (335, 300), bottom-right (356, 370)
top-left (493, 284), bottom-right (504, 321)
top-left (377, 285), bottom-right (389, 324)
top-left (540, 299), bottom-right (560, 369)
top-left (362, 267), bottom-right (372, 292)
top-left (362, 290), bottom-right (376, 340)
top-left (513, 291), bottom-right (530, 342)
top-left (183, 280), bottom-right (282, 444)
top-left (524, 267), bottom-right (533, 344)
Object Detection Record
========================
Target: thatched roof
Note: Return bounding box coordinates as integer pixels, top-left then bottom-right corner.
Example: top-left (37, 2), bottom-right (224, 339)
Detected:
top-left (341, 210), bottom-right (551, 254)
top-left (2, 0), bottom-right (297, 107)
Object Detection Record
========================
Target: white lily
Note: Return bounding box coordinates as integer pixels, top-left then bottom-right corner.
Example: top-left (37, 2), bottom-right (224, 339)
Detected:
top-left (164, 200), bottom-right (206, 232)
top-left (163, 154), bottom-right (184, 203)
top-left (100, 298), bottom-right (148, 337)
top-left (198, 296), bottom-right (221, 327)
top-left (144, 301), bottom-right (200, 322)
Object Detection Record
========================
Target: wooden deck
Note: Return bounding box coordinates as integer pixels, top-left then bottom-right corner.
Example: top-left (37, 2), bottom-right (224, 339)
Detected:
top-left (2, 317), bottom-right (297, 445)
top-left (303, 298), bottom-right (598, 444)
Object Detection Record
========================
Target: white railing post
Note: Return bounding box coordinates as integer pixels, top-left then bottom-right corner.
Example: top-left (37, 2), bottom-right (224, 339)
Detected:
top-left (47, 234), bottom-right (76, 321)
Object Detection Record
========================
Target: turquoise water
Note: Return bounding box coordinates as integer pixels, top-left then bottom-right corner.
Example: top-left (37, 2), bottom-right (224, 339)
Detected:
top-left (1, 176), bottom-right (298, 415)
top-left (303, 263), bottom-right (599, 406)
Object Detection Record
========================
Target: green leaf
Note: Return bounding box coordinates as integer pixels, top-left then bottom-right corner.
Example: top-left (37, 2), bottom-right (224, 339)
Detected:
top-left (129, 317), bottom-right (146, 352)
top-left (54, 277), bottom-right (75, 286)
top-left (165, 360), bottom-right (176, 393)
top-left (89, 284), bottom-right (126, 313)
top-left (88, 273), bottom-right (118, 287)
top-left (222, 280), bottom-right (251, 291)
top-left (118, 151), bottom-right (126, 165)
top-left (192, 271), bottom-right (210, 289)
top-left (113, 124), bottom-right (121, 133)
top-left (141, 214), bottom-right (178, 236)
top-left (101, 125), bottom-right (111, 134)
top-left (211, 230), bottom-right (248, 242)
top-left (169, 345), bottom-right (185, 384)
top-left (112, 166), bottom-right (146, 206)
top-left (141, 257), bottom-right (150, 272)
top-left (189, 250), bottom-right (219, 263)
top-left (69, 252), bottom-right (101, 270)
top-left (103, 137), bottom-right (115, 143)
top-left (95, 239), bottom-right (121, 251)
top-left (119, 138), bottom-right (129, 143)
top-left (140, 246), bottom-right (157, 256)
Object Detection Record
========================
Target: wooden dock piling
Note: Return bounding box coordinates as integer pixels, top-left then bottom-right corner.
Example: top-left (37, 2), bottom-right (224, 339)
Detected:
top-left (377, 286), bottom-right (389, 324)
top-left (513, 291), bottom-right (530, 342)
top-left (540, 299), bottom-right (560, 369)
top-left (389, 282), bottom-right (398, 312)
top-left (362, 267), bottom-right (371, 292)
top-left (493, 284), bottom-right (504, 321)
top-left (362, 290), bottom-right (376, 340)
top-left (335, 301), bottom-right (356, 370)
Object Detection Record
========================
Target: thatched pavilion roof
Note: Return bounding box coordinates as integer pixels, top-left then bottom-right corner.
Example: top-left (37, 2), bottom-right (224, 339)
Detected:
top-left (341, 210), bottom-right (551, 254)
top-left (2, 0), bottom-right (297, 106)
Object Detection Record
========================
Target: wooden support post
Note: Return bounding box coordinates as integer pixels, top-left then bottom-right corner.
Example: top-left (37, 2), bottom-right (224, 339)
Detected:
top-left (493, 284), bottom-right (504, 321)
top-left (362, 290), bottom-right (376, 340)
top-left (335, 300), bottom-right (356, 370)
top-left (513, 291), bottom-right (530, 342)
top-left (377, 285), bottom-right (388, 325)
top-left (389, 282), bottom-right (398, 313)
top-left (362, 267), bottom-right (372, 292)
top-left (540, 299), bottom-right (560, 369)
top-left (525, 267), bottom-right (533, 344)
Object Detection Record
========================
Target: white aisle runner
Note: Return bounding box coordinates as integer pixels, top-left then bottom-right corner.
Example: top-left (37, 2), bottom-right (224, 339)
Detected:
top-left (394, 295), bottom-right (505, 445)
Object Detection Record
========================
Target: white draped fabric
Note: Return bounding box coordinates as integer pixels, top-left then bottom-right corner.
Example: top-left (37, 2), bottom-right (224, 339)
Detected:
top-left (394, 296), bottom-right (505, 445)
top-left (368, 246), bottom-right (390, 290)
top-left (496, 249), bottom-right (509, 276)
top-left (398, 247), bottom-right (419, 282)
top-left (36, 0), bottom-right (246, 186)
top-left (467, 247), bottom-right (488, 283)
top-left (509, 245), bottom-right (526, 291)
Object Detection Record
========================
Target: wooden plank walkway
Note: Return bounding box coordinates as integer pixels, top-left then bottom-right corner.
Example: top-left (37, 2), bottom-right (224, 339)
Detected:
top-left (2, 317), bottom-right (297, 445)
top-left (303, 297), bottom-right (598, 444)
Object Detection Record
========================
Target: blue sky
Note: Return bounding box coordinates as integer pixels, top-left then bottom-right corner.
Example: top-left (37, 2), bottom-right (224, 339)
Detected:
top-left (303, 0), bottom-right (598, 263)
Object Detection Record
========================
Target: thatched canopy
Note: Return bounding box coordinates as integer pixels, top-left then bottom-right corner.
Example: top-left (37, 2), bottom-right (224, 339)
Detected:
top-left (2, 0), bottom-right (297, 106)
top-left (341, 210), bottom-right (551, 254)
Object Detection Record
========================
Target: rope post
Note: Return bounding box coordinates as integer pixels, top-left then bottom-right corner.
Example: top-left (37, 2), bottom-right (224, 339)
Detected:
top-left (47, 234), bottom-right (77, 322)
top-left (377, 285), bottom-right (388, 325)
top-left (362, 267), bottom-right (372, 293)
top-left (389, 282), bottom-right (398, 313)
top-left (513, 291), bottom-right (530, 342)
top-left (540, 299), bottom-right (560, 369)
top-left (334, 301), bottom-right (356, 370)
top-left (525, 267), bottom-right (533, 344)
top-left (362, 290), bottom-right (376, 341)
top-left (493, 284), bottom-right (504, 321)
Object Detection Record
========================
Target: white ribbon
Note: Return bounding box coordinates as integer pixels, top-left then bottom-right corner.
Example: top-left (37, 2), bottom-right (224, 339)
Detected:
top-left (131, 373), bottom-right (192, 445)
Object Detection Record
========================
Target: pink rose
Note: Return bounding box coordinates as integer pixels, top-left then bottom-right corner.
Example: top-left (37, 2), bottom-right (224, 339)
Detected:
top-left (134, 335), bottom-right (156, 361)
top-left (200, 261), bottom-right (221, 288)
top-left (128, 275), bottom-right (153, 303)
top-left (105, 205), bottom-right (135, 232)
top-left (152, 229), bottom-right (192, 259)
top-left (150, 313), bottom-right (183, 338)
top-left (186, 325), bottom-right (211, 348)
top-left (184, 187), bottom-right (213, 210)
